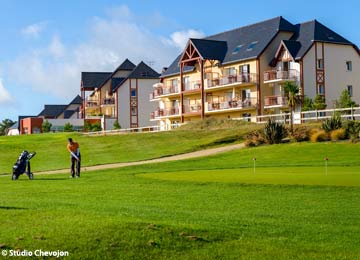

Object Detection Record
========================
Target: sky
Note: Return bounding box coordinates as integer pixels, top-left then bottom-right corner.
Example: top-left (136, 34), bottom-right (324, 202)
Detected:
top-left (0, 0), bottom-right (360, 121)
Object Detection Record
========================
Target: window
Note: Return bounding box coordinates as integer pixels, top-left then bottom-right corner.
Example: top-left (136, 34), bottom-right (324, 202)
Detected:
top-left (232, 44), bottom-right (243, 54)
top-left (131, 107), bottom-right (137, 116)
top-left (131, 89), bottom-right (137, 97)
top-left (317, 59), bottom-right (324, 70)
top-left (184, 76), bottom-right (190, 90)
top-left (171, 79), bottom-right (178, 87)
top-left (346, 61), bottom-right (352, 71)
top-left (225, 67), bottom-right (236, 76)
top-left (246, 41), bottom-right (258, 51)
top-left (318, 84), bottom-right (325, 95)
top-left (347, 85), bottom-right (353, 97)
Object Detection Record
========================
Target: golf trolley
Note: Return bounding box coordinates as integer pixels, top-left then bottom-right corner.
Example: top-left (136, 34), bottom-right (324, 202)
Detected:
top-left (12, 151), bottom-right (36, 180)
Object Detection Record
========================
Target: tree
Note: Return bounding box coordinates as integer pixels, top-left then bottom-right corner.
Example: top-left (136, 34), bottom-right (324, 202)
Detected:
top-left (313, 94), bottom-right (327, 110)
top-left (0, 118), bottom-right (15, 135)
top-left (284, 81), bottom-right (300, 134)
top-left (42, 120), bottom-right (52, 133)
top-left (113, 120), bottom-right (121, 130)
top-left (336, 89), bottom-right (357, 108)
top-left (302, 96), bottom-right (313, 111)
top-left (64, 122), bottom-right (74, 132)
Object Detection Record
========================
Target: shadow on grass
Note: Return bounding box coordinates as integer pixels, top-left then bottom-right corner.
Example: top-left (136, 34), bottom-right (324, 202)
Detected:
top-left (0, 206), bottom-right (27, 210)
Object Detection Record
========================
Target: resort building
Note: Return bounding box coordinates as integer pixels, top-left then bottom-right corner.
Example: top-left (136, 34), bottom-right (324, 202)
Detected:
top-left (81, 59), bottom-right (160, 130)
top-left (150, 16), bottom-right (360, 129)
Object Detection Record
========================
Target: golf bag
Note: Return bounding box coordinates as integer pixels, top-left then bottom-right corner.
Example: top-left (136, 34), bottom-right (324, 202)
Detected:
top-left (12, 151), bottom-right (36, 180)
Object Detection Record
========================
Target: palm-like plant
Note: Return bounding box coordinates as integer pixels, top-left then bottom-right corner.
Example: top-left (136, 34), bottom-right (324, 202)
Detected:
top-left (284, 81), bottom-right (301, 134)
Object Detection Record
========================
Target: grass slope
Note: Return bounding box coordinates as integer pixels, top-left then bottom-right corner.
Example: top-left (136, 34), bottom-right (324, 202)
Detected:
top-left (0, 122), bottom-right (257, 174)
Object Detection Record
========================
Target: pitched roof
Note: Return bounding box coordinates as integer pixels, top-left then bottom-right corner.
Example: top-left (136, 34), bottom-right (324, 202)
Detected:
top-left (69, 95), bottom-right (82, 105)
top-left (127, 61), bottom-right (160, 79)
top-left (290, 20), bottom-right (353, 59)
top-left (161, 54), bottom-right (195, 78)
top-left (188, 38), bottom-right (228, 61)
top-left (111, 77), bottom-right (126, 91)
top-left (63, 110), bottom-right (77, 119)
top-left (274, 40), bottom-right (302, 61)
top-left (38, 105), bottom-right (68, 118)
top-left (9, 122), bottom-right (19, 130)
top-left (116, 58), bottom-right (136, 71)
top-left (81, 72), bottom-right (112, 89)
top-left (162, 16), bottom-right (296, 77)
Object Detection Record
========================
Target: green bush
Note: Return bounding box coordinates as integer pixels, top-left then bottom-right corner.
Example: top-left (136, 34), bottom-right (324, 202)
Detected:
top-left (322, 115), bottom-right (342, 133)
top-left (42, 120), bottom-right (52, 133)
top-left (343, 120), bottom-right (360, 142)
top-left (91, 122), bottom-right (102, 132)
top-left (310, 130), bottom-right (329, 142)
top-left (263, 119), bottom-right (287, 144)
top-left (113, 121), bottom-right (121, 130)
top-left (64, 122), bottom-right (74, 132)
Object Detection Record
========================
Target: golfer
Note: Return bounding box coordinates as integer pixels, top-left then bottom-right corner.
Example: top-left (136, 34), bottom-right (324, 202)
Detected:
top-left (67, 138), bottom-right (81, 178)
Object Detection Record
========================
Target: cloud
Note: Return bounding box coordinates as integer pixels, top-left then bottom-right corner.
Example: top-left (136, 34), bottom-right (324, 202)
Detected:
top-left (165, 29), bottom-right (205, 50)
top-left (0, 78), bottom-right (12, 104)
top-left (21, 21), bottom-right (48, 38)
top-left (9, 5), bottom-right (205, 100)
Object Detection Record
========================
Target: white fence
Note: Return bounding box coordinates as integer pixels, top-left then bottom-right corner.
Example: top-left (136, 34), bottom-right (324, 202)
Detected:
top-left (83, 107), bottom-right (360, 135)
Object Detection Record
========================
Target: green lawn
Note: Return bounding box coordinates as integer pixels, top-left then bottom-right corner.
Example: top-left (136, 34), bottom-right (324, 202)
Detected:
top-left (0, 123), bottom-right (256, 174)
top-left (1, 141), bottom-right (360, 259)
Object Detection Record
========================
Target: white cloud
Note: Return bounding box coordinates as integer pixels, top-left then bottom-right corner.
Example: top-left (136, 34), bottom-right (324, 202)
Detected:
top-left (9, 5), bottom-right (205, 100)
top-left (0, 78), bottom-right (12, 104)
top-left (164, 29), bottom-right (205, 51)
top-left (21, 21), bottom-right (47, 38)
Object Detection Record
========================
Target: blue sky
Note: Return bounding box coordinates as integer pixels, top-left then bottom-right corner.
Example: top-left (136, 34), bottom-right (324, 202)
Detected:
top-left (1, 0), bottom-right (360, 121)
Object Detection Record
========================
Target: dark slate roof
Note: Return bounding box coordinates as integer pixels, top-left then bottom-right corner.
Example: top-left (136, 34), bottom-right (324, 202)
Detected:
top-left (161, 54), bottom-right (195, 78)
top-left (69, 95), bottom-right (82, 105)
top-left (205, 16), bottom-right (296, 64)
top-left (111, 77), bottom-right (126, 91)
top-left (290, 20), bottom-right (353, 59)
top-left (116, 58), bottom-right (136, 71)
top-left (9, 122), bottom-right (18, 130)
top-left (162, 16), bottom-right (296, 77)
top-left (282, 40), bottom-right (302, 59)
top-left (63, 110), bottom-right (76, 119)
top-left (190, 38), bottom-right (227, 61)
top-left (38, 105), bottom-right (68, 118)
top-left (81, 72), bottom-right (112, 89)
top-left (127, 61), bottom-right (160, 79)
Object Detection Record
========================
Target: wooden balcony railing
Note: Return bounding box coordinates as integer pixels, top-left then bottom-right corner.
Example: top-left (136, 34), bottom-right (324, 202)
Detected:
top-left (264, 95), bottom-right (288, 106)
top-left (206, 73), bottom-right (257, 88)
top-left (102, 97), bottom-right (115, 105)
top-left (150, 85), bottom-right (180, 100)
top-left (264, 69), bottom-right (299, 82)
top-left (207, 97), bottom-right (257, 112)
top-left (151, 107), bottom-right (180, 119)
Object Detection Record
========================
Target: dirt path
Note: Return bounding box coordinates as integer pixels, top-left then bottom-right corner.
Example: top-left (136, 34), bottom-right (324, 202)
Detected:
top-left (33, 143), bottom-right (245, 175)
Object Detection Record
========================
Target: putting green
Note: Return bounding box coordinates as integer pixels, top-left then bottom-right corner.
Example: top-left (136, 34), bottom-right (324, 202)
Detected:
top-left (138, 166), bottom-right (360, 186)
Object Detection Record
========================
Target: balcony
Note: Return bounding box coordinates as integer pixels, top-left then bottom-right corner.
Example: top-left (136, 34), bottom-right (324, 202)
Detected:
top-left (206, 97), bottom-right (257, 113)
top-left (101, 97), bottom-right (115, 106)
top-left (205, 73), bottom-right (257, 90)
top-left (150, 83), bottom-right (180, 100)
top-left (263, 69), bottom-right (299, 83)
top-left (264, 95), bottom-right (288, 108)
top-left (150, 107), bottom-right (180, 119)
top-left (85, 99), bottom-right (100, 110)
top-left (184, 80), bottom-right (201, 92)
top-left (183, 104), bottom-right (202, 114)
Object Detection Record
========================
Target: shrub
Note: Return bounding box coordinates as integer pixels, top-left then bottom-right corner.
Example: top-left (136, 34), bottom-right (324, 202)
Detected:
top-left (291, 126), bottom-right (311, 142)
top-left (91, 122), bottom-right (102, 132)
top-left (322, 115), bottom-right (342, 132)
top-left (330, 128), bottom-right (346, 141)
top-left (64, 122), bottom-right (74, 132)
top-left (343, 120), bottom-right (360, 142)
top-left (310, 129), bottom-right (329, 142)
top-left (263, 119), bottom-right (287, 144)
top-left (113, 120), bottom-right (121, 130)
top-left (245, 130), bottom-right (265, 147)
top-left (42, 120), bottom-right (52, 133)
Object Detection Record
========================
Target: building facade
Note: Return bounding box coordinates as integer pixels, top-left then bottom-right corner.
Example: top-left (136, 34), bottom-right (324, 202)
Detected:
top-left (150, 17), bottom-right (360, 129)
top-left (81, 59), bottom-right (160, 130)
